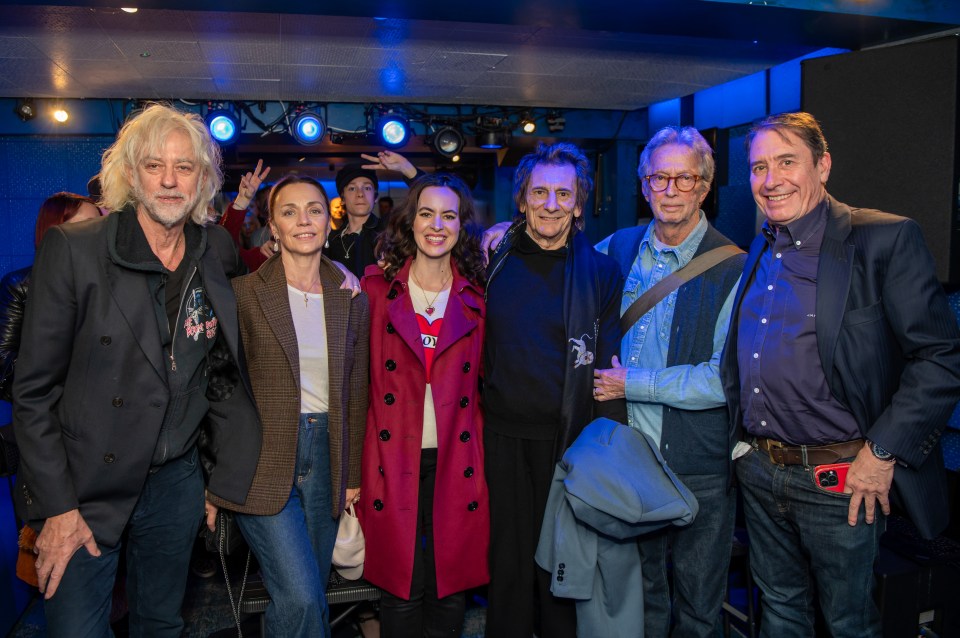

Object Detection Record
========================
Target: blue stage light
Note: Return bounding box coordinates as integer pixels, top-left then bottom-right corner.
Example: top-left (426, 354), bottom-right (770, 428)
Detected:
top-left (206, 110), bottom-right (239, 144)
top-left (292, 111), bottom-right (325, 145)
top-left (377, 115), bottom-right (409, 148)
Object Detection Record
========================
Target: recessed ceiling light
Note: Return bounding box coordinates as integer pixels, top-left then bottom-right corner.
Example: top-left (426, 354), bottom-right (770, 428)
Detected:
top-left (121, 8), bottom-right (138, 13)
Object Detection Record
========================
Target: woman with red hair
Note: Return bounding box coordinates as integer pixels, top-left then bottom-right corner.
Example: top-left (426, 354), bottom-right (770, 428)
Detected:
top-left (0, 191), bottom-right (99, 587)
top-left (1, 191), bottom-right (100, 399)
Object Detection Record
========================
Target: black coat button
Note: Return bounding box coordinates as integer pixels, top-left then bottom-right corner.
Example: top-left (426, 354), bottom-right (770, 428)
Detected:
top-left (385, 360), bottom-right (397, 371)
top-left (459, 396), bottom-right (469, 408)
top-left (373, 499), bottom-right (384, 511)
top-left (459, 431), bottom-right (470, 442)
top-left (112, 397), bottom-right (123, 407)
top-left (467, 501), bottom-right (478, 511)
top-left (104, 453), bottom-right (116, 464)
top-left (387, 289), bottom-right (398, 300)
top-left (557, 568), bottom-right (565, 575)
top-left (557, 575), bottom-right (564, 582)
top-left (464, 466), bottom-right (474, 478)
top-left (100, 336), bottom-right (112, 346)
top-left (559, 563), bottom-right (565, 569)
top-left (384, 393), bottom-right (395, 405)
top-left (462, 362), bottom-right (471, 373)
top-left (379, 429), bottom-right (391, 441)
top-left (386, 323), bottom-right (396, 334)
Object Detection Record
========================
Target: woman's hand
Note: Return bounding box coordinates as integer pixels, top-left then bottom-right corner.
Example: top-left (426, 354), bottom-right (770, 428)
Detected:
top-left (234, 159), bottom-right (272, 210)
top-left (345, 488), bottom-right (361, 507)
top-left (361, 151), bottom-right (418, 180)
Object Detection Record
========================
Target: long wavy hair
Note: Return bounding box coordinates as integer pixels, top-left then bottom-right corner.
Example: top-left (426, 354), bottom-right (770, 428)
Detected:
top-left (35, 192), bottom-right (98, 248)
top-left (377, 173), bottom-right (486, 287)
top-left (98, 103), bottom-right (223, 225)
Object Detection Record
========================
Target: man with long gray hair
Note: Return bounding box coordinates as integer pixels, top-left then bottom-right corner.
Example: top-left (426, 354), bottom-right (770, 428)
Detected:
top-left (14, 103), bottom-right (261, 636)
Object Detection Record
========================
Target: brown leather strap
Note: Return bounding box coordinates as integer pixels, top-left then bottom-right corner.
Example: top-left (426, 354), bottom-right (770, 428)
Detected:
top-left (619, 244), bottom-right (744, 335)
top-left (756, 437), bottom-right (864, 466)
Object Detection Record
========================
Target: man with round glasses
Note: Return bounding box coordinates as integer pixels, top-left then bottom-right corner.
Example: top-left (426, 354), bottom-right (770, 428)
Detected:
top-left (592, 126), bottom-right (746, 638)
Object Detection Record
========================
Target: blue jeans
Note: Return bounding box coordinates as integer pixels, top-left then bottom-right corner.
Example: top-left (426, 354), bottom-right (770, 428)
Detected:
top-left (638, 473), bottom-right (736, 638)
top-left (236, 413), bottom-right (339, 638)
top-left (736, 446), bottom-right (883, 638)
top-left (44, 447), bottom-right (204, 638)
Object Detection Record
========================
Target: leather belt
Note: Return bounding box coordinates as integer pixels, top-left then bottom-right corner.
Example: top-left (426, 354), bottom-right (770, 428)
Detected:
top-left (755, 437), bottom-right (863, 466)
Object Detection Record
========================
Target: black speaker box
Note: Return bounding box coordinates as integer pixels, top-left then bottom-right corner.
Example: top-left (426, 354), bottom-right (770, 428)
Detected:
top-left (802, 36), bottom-right (960, 285)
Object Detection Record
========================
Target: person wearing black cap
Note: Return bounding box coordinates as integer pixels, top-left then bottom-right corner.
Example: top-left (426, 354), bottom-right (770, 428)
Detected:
top-left (325, 163), bottom-right (386, 278)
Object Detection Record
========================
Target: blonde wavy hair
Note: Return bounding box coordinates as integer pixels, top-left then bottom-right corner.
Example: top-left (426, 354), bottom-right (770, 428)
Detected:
top-left (98, 103), bottom-right (223, 225)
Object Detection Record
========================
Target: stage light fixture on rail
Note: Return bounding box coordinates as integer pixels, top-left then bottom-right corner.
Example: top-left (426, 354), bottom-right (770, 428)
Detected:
top-left (292, 111), bottom-right (325, 145)
top-left (14, 98), bottom-right (36, 122)
top-left (377, 114), bottom-right (410, 148)
top-left (428, 125), bottom-right (464, 159)
top-left (520, 113), bottom-right (536, 134)
top-left (206, 108), bottom-right (240, 145)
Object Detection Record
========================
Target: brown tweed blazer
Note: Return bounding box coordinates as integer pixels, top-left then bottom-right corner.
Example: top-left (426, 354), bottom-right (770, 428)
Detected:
top-left (209, 253), bottom-right (369, 518)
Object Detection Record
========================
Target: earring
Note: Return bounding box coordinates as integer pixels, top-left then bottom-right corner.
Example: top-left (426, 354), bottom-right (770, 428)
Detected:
top-left (272, 237), bottom-right (279, 252)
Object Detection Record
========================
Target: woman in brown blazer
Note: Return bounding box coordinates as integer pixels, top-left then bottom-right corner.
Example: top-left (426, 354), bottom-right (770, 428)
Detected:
top-left (207, 174), bottom-right (369, 637)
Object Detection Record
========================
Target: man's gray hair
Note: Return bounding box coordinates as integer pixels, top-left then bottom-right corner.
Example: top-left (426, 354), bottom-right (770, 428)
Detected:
top-left (638, 126), bottom-right (715, 191)
top-left (99, 103), bottom-right (223, 225)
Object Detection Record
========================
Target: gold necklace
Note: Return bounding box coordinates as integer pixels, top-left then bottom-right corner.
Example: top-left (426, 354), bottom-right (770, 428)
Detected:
top-left (288, 280), bottom-right (322, 307)
top-left (410, 268), bottom-right (450, 316)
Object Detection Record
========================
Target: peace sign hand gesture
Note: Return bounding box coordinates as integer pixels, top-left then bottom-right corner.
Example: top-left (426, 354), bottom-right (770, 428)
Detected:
top-left (234, 159), bottom-right (272, 210)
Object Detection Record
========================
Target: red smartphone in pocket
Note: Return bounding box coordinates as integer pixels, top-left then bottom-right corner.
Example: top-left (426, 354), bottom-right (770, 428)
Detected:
top-left (814, 462), bottom-right (851, 493)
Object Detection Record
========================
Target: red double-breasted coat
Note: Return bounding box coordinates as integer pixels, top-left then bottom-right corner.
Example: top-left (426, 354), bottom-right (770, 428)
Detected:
top-left (359, 258), bottom-right (490, 599)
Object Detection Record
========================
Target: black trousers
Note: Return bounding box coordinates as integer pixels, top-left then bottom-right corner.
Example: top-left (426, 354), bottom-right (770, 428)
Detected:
top-left (483, 429), bottom-right (577, 638)
top-left (380, 448), bottom-right (466, 638)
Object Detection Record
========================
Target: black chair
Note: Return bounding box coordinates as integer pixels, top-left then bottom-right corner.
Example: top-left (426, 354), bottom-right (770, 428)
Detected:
top-left (240, 570), bottom-right (381, 636)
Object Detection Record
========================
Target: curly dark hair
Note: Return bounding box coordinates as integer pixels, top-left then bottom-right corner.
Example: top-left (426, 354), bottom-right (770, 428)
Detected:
top-left (377, 173), bottom-right (486, 287)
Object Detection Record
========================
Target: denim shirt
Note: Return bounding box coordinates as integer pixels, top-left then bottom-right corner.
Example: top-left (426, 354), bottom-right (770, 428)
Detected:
top-left (597, 213), bottom-right (737, 445)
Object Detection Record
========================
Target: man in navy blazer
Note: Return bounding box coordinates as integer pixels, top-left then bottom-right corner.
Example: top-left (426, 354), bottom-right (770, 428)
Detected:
top-left (720, 111), bottom-right (960, 636)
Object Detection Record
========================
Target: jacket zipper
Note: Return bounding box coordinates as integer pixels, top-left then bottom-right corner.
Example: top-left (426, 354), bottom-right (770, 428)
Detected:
top-left (168, 265), bottom-right (197, 373)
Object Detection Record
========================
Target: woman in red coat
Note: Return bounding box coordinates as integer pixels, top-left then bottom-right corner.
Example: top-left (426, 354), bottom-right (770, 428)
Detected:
top-left (359, 172), bottom-right (489, 637)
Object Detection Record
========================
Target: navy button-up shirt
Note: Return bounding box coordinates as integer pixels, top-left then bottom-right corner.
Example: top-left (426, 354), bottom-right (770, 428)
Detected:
top-left (737, 199), bottom-right (860, 445)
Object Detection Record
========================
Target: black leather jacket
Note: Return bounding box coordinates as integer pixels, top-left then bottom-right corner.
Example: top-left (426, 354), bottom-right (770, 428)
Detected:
top-left (0, 265), bottom-right (31, 402)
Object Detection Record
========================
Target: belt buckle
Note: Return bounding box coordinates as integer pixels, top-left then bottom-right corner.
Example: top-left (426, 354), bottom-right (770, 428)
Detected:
top-left (766, 439), bottom-right (785, 465)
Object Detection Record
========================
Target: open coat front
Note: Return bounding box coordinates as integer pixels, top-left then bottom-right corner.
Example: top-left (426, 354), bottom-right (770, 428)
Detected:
top-left (359, 259), bottom-right (490, 599)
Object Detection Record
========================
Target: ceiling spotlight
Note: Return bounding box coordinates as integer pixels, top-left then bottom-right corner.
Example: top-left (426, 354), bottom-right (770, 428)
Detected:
top-left (121, 7), bottom-right (139, 13)
top-left (476, 129), bottom-right (510, 149)
top-left (53, 107), bottom-right (69, 123)
top-left (377, 114), bottom-right (410, 148)
top-left (14, 98), bottom-right (35, 122)
top-left (475, 116), bottom-right (511, 149)
top-left (520, 113), bottom-right (536, 134)
top-left (546, 112), bottom-right (566, 133)
top-left (451, 154), bottom-right (461, 163)
top-left (206, 108), bottom-right (240, 145)
top-left (291, 111), bottom-right (325, 145)
top-left (428, 125), bottom-right (464, 158)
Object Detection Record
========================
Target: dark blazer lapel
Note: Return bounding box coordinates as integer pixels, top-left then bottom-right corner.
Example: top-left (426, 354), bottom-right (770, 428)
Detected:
top-left (815, 195), bottom-right (854, 381)
top-left (254, 258), bottom-right (300, 383)
top-left (202, 249), bottom-right (240, 356)
top-left (729, 234), bottom-right (766, 325)
top-left (105, 260), bottom-right (166, 380)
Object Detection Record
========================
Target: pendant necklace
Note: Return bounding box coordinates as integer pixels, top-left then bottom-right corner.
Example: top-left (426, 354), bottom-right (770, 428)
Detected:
top-left (339, 231), bottom-right (357, 259)
top-left (410, 268), bottom-right (450, 316)
top-left (290, 280), bottom-right (321, 307)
